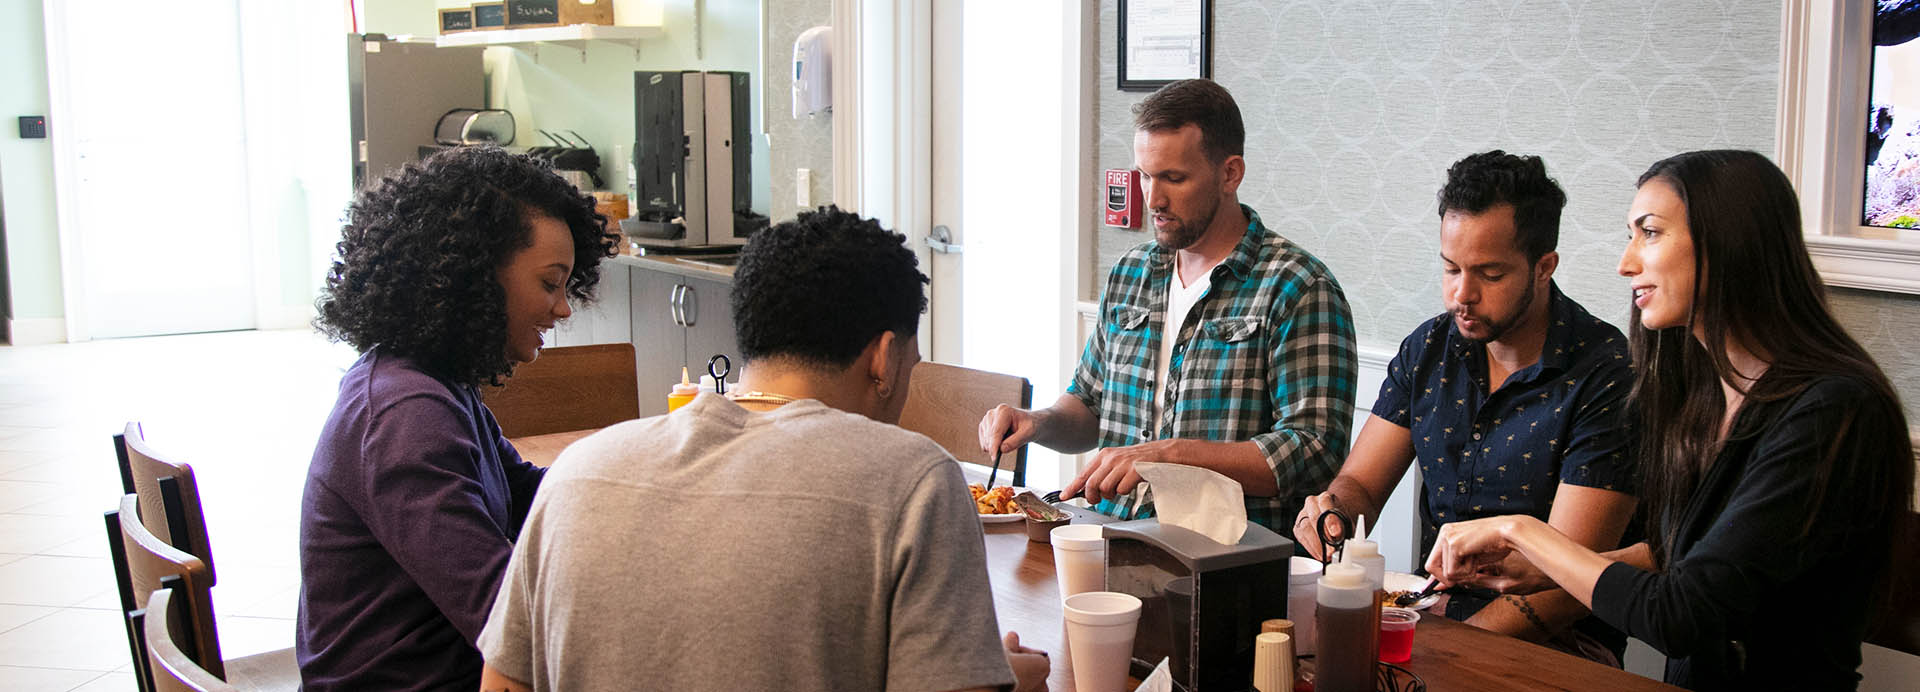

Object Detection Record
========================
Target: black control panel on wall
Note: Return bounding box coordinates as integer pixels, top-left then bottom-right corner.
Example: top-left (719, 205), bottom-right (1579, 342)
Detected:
top-left (18, 116), bottom-right (46, 139)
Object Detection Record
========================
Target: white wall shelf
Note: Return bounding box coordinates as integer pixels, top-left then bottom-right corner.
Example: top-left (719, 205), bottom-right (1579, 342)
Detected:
top-left (435, 24), bottom-right (662, 49)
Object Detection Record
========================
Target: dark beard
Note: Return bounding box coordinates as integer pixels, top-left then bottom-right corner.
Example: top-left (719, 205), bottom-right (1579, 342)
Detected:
top-left (1461, 268), bottom-right (1538, 343)
top-left (1155, 195), bottom-right (1220, 251)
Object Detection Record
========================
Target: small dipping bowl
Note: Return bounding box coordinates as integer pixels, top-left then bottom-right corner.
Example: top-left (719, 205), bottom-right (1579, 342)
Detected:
top-left (1026, 513), bottom-right (1071, 542)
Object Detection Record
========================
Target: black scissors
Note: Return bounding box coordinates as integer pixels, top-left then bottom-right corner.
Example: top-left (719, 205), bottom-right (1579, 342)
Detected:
top-left (706, 354), bottom-right (730, 395)
top-left (1315, 506), bottom-right (1353, 567)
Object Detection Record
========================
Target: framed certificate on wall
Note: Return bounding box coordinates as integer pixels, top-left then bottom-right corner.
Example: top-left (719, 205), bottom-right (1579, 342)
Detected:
top-left (1118, 0), bottom-right (1211, 91)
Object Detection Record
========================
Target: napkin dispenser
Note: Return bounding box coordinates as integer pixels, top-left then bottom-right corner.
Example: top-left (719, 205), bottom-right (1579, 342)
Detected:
top-left (1104, 518), bottom-right (1293, 692)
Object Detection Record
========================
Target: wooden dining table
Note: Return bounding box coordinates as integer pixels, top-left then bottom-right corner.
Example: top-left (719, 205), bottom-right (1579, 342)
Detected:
top-left (511, 428), bottom-right (597, 467)
top-left (509, 429), bottom-right (1682, 692)
top-left (977, 519), bottom-right (1683, 692)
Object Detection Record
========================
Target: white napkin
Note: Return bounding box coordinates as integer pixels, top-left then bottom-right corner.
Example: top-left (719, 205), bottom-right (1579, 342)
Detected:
top-left (1136, 657), bottom-right (1173, 692)
top-left (1136, 462), bottom-right (1247, 544)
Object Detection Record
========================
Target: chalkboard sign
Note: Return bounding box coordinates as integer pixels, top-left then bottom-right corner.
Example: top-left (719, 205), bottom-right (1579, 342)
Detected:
top-left (505, 0), bottom-right (562, 28)
top-left (473, 2), bottom-right (507, 30)
top-left (504, 0), bottom-right (613, 28)
top-left (438, 8), bottom-right (474, 34)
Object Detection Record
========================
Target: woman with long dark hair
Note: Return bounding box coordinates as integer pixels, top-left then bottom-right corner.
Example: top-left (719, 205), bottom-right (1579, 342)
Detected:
top-left (1425, 150), bottom-right (1912, 690)
top-left (297, 146), bottom-right (614, 691)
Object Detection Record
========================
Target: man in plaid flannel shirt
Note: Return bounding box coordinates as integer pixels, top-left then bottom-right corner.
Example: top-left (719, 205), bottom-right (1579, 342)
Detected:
top-left (979, 79), bottom-right (1356, 538)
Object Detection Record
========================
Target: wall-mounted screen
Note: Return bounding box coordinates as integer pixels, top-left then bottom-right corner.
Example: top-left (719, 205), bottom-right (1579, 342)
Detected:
top-left (1865, 5), bottom-right (1920, 229)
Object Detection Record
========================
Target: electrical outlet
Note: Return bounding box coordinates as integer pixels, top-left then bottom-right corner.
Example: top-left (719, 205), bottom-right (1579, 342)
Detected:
top-left (796, 168), bottom-right (813, 208)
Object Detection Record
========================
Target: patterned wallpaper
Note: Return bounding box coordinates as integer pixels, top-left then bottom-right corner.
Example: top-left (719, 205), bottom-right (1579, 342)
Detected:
top-left (766, 0), bottom-right (834, 223)
top-left (1094, 0), bottom-right (1920, 421)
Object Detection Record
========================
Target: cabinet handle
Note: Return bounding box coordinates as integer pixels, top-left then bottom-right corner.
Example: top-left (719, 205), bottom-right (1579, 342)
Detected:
top-left (669, 284), bottom-right (686, 326)
top-left (681, 284), bottom-right (698, 327)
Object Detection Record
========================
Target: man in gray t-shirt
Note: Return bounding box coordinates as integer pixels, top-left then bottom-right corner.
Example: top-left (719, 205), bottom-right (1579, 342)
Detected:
top-left (477, 206), bottom-right (1048, 692)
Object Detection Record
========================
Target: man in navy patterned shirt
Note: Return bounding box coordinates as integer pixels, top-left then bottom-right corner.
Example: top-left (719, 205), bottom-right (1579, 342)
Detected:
top-left (1293, 151), bottom-right (1638, 662)
top-left (978, 80), bottom-right (1357, 537)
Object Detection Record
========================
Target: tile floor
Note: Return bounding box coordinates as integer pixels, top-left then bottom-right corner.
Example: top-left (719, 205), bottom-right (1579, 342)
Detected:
top-left (0, 329), bottom-right (357, 690)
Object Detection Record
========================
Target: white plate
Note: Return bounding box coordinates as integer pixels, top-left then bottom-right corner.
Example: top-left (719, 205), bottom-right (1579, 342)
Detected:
top-left (1383, 571), bottom-right (1440, 611)
top-left (974, 485), bottom-right (1027, 523)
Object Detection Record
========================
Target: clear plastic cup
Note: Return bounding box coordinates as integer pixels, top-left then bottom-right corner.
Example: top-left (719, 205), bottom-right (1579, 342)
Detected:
top-left (1378, 606), bottom-right (1420, 663)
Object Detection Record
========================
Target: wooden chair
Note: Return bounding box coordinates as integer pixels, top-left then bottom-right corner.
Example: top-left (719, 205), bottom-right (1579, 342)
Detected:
top-left (116, 493), bottom-right (225, 682)
top-left (113, 493), bottom-right (300, 691)
top-left (114, 423), bottom-right (215, 580)
top-left (481, 343), bottom-right (640, 438)
top-left (144, 585), bottom-right (240, 692)
top-left (898, 361), bottom-right (1034, 487)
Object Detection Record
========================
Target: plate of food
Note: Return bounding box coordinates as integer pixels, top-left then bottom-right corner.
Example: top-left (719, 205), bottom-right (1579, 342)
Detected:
top-left (968, 483), bottom-right (1025, 523)
top-left (1382, 571), bottom-right (1440, 611)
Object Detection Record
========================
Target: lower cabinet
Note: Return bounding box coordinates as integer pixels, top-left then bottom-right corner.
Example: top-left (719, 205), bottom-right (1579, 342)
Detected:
top-left (630, 264), bottom-right (738, 415)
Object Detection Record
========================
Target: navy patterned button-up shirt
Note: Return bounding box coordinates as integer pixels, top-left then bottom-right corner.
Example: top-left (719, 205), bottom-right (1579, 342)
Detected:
top-left (1371, 282), bottom-right (1636, 559)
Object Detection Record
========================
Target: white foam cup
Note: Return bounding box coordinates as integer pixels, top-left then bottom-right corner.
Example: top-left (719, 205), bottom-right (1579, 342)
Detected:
top-left (1063, 591), bottom-right (1143, 692)
top-left (1051, 524), bottom-right (1107, 598)
top-left (1287, 555), bottom-right (1321, 655)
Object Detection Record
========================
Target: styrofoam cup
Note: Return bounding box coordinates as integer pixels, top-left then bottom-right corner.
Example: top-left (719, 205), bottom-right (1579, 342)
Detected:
top-left (1051, 524), bottom-right (1106, 597)
top-left (1064, 591), bottom-right (1142, 692)
top-left (1288, 555), bottom-right (1321, 655)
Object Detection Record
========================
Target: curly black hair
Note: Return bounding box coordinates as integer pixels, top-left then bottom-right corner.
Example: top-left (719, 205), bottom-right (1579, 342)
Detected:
top-left (730, 205), bottom-right (928, 370)
top-left (1436, 150), bottom-right (1567, 262)
top-left (315, 146), bottom-right (614, 386)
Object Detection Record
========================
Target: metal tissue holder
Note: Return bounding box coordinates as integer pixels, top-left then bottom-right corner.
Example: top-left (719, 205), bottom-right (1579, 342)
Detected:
top-left (1103, 519), bottom-right (1292, 692)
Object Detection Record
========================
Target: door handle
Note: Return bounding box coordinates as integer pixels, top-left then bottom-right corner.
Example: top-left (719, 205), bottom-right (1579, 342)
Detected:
top-left (680, 283), bottom-right (698, 327)
top-left (927, 225), bottom-right (962, 254)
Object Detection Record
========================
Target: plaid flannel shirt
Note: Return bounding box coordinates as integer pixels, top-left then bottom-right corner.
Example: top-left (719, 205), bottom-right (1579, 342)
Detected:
top-left (1068, 205), bottom-right (1357, 537)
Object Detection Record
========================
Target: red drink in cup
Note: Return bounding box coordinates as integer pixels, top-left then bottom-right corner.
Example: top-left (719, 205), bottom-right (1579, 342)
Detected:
top-left (1378, 607), bottom-right (1419, 663)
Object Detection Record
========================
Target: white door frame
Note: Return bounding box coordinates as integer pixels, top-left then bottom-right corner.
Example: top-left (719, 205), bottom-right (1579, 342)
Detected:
top-left (42, 1), bottom-right (89, 343)
top-left (836, 0), bottom-right (1098, 487)
top-left (830, 0), bottom-right (937, 355)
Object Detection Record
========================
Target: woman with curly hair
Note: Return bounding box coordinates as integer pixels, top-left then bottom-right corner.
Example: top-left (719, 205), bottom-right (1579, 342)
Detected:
top-left (1425, 150), bottom-right (1913, 690)
top-left (296, 146), bottom-right (613, 691)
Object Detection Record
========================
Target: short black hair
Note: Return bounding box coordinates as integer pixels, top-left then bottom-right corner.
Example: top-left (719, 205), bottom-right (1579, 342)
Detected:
top-left (316, 146), bottom-right (613, 386)
top-left (1132, 79), bottom-right (1245, 163)
top-left (1436, 150), bottom-right (1566, 262)
top-left (730, 205), bottom-right (928, 370)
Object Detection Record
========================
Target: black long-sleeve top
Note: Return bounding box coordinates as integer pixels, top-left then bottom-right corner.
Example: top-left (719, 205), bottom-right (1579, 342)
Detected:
top-left (1592, 375), bottom-right (1900, 690)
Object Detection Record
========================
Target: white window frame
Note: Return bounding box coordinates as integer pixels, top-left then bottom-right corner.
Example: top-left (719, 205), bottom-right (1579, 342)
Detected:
top-left (1777, 0), bottom-right (1920, 295)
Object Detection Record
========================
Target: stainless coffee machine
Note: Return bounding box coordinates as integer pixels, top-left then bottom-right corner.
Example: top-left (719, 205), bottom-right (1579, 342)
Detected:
top-left (625, 70), bottom-right (765, 249)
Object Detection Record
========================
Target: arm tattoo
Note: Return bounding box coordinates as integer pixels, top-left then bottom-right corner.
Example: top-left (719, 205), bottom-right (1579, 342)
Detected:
top-left (1504, 594), bottom-right (1551, 636)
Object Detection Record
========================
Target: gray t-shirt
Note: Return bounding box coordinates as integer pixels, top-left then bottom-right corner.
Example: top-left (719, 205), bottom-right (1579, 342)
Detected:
top-left (477, 393), bottom-right (1016, 691)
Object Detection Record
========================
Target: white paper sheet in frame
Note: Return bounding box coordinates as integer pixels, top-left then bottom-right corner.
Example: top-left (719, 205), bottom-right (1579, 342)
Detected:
top-left (1124, 0), bottom-right (1205, 82)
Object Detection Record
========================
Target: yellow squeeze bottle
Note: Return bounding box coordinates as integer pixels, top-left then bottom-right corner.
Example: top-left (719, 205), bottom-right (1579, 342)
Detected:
top-left (667, 367), bottom-right (700, 411)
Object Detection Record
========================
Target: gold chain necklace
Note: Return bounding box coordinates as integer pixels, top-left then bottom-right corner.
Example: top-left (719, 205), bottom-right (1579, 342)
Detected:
top-left (729, 390), bottom-right (799, 406)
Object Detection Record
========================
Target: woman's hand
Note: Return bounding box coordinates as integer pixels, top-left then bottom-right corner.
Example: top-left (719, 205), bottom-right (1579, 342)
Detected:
top-left (1425, 516), bottom-right (1537, 588)
top-left (1466, 552), bottom-right (1557, 594)
top-left (1003, 631), bottom-right (1051, 692)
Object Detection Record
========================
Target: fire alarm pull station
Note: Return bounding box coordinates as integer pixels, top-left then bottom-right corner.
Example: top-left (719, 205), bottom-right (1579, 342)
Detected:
top-left (1105, 169), bottom-right (1142, 229)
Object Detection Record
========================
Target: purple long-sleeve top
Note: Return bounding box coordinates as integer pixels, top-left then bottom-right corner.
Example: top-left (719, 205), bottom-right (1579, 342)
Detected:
top-left (296, 348), bottom-right (545, 691)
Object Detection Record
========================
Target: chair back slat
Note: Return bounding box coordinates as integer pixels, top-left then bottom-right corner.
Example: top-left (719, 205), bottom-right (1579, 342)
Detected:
top-left (897, 362), bottom-right (1034, 487)
top-left (145, 586), bottom-right (240, 692)
top-left (119, 494), bottom-right (225, 679)
top-left (481, 343), bottom-right (640, 438)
